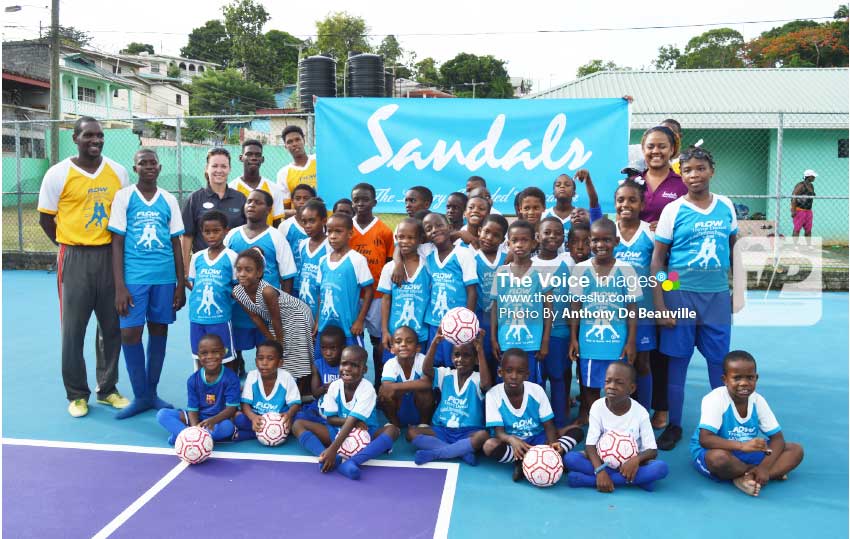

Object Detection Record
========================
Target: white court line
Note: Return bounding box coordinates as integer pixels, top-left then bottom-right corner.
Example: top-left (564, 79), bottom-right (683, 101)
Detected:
top-left (4, 437), bottom-right (460, 538)
top-left (91, 460), bottom-right (189, 539)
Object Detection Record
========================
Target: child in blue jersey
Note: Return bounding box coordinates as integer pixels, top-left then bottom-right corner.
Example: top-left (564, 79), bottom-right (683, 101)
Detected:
top-left (291, 346), bottom-right (401, 480)
top-left (422, 212), bottom-right (479, 367)
top-left (691, 351), bottom-right (803, 497)
top-left (515, 187), bottom-right (547, 232)
top-left (490, 220), bottom-right (553, 385)
top-left (652, 147), bottom-right (743, 451)
top-left (564, 362), bottom-right (668, 492)
top-left (482, 349), bottom-right (584, 481)
top-left (566, 223), bottom-right (591, 421)
top-left (297, 199), bottom-right (329, 319)
top-left (541, 170), bottom-right (603, 238)
top-left (569, 218), bottom-right (641, 426)
top-left (156, 334), bottom-right (239, 444)
top-left (234, 340), bottom-right (301, 441)
top-left (408, 328), bottom-right (493, 465)
top-left (186, 210), bottom-right (238, 372)
top-left (225, 189), bottom-right (297, 368)
top-left (379, 218), bottom-right (431, 361)
top-left (533, 217), bottom-right (575, 428)
top-left (377, 326), bottom-right (434, 427)
top-left (613, 178), bottom-right (656, 410)
top-left (311, 326), bottom-right (344, 400)
top-left (108, 149), bottom-right (185, 419)
top-left (278, 183), bottom-right (315, 297)
top-left (314, 213), bottom-right (374, 351)
top-left (475, 214), bottom-right (509, 375)
top-left (454, 194), bottom-right (492, 249)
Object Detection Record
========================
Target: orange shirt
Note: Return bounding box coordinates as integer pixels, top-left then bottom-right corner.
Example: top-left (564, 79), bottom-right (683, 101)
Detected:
top-left (350, 217), bottom-right (395, 298)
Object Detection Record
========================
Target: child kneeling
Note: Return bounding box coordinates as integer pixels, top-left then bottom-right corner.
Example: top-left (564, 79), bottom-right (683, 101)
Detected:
top-left (690, 350), bottom-right (803, 497)
top-left (291, 345), bottom-right (400, 480)
top-left (564, 362), bottom-right (668, 492)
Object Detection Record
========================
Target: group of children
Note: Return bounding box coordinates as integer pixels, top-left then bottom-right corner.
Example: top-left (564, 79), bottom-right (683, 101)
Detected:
top-left (108, 138), bottom-right (802, 495)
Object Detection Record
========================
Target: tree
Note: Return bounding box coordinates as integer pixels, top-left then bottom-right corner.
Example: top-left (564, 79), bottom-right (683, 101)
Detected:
top-left (653, 44), bottom-right (681, 70)
top-left (314, 11), bottom-right (372, 74)
top-left (748, 25), bottom-right (849, 67)
top-left (167, 63), bottom-right (181, 78)
top-left (836, 4), bottom-right (848, 19)
top-left (223, 0), bottom-right (270, 81)
top-left (188, 68), bottom-right (275, 116)
top-left (121, 42), bottom-right (154, 55)
top-left (263, 29), bottom-right (304, 87)
top-left (183, 117), bottom-right (218, 143)
top-left (440, 53), bottom-right (513, 98)
top-left (414, 57), bottom-right (440, 86)
top-left (676, 28), bottom-right (746, 69)
top-left (44, 26), bottom-right (92, 47)
top-left (378, 35), bottom-right (413, 79)
top-left (181, 20), bottom-right (231, 66)
top-left (576, 59), bottom-right (629, 78)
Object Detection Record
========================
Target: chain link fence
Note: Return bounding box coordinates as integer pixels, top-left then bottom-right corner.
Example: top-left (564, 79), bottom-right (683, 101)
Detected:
top-left (3, 111), bottom-right (848, 274)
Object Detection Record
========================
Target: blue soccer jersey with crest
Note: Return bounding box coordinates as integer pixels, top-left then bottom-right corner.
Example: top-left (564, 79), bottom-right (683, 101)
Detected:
top-left (240, 369), bottom-right (301, 415)
top-left (187, 248), bottom-right (238, 325)
top-left (485, 382), bottom-right (554, 438)
top-left (320, 378), bottom-right (379, 430)
top-left (655, 194), bottom-right (738, 293)
top-left (315, 356), bottom-right (340, 385)
top-left (491, 264), bottom-right (551, 351)
top-left (424, 245), bottom-right (479, 326)
top-left (316, 250), bottom-right (374, 337)
top-left (433, 367), bottom-right (485, 429)
top-left (107, 186), bottom-right (184, 285)
top-left (297, 237), bottom-right (330, 319)
top-left (381, 353), bottom-right (426, 383)
top-left (614, 221), bottom-right (655, 313)
top-left (475, 250), bottom-right (508, 314)
top-left (377, 257), bottom-right (431, 343)
top-left (532, 253), bottom-right (574, 339)
top-left (569, 260), bottom-right (642, 360)
top-left (186, 367), bottom-right (241, 420)
top-left (689, 387), bottom-right (781, 460)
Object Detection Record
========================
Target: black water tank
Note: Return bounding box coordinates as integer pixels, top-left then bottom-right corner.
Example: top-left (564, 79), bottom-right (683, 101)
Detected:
top-left (384, 71), bottom-right (394, 97)
top-left (299, 55), bottom-right (336, 111)
top-left (348, 53), bottom-right (385, 97)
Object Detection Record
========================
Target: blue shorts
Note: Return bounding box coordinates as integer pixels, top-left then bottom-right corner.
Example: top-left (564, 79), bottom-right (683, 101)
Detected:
top-left (692, 448), bottom-right (765, 481)
top-left (544, 336), bottom-right (570, 379)
top-left (190, 322), bottom-right (236, 363)
top-left (579, 358), bottom-right (625, 389)
top-left (636, 323), bottom-right (657, 352)
top-left (521, 432), bottom-right (548, 446)
top-left (120, 283), bottom-right (176, 329)
top-left (233, 326), bottom-right (265, 352)
top-left (396, 392), bottom-right (421, 427)
top-left (432, 425), bottom-right (485, 444)
top-left (660, 290), bottom-right (731, 361)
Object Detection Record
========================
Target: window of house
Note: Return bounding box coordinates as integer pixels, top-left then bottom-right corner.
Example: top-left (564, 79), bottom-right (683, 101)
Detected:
top-left (198, 66), bottom-right (205, 73)
top-left (176, 94), bottom-right (182, 105)
top-left (111, 65), bottom-right (122, 74)
top-left (114, 89), bottom-right (119, 97)
top-left (151, 63), bottom-right (160, 73)
top-left (839, 139), bottom-right (848, 158)
top-left (77, 86), bottom-right (96, 103)
top-left (189, 64), bottom-right (196, 72)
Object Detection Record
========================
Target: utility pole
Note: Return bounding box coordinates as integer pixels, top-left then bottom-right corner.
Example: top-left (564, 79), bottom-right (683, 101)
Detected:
top-left (461, 79), bottom-right (484, 99)
top-left (49, 0), bottom-right (60, 165)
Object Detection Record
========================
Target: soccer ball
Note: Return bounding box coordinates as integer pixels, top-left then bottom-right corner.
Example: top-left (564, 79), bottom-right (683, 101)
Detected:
top-left (257, 412), bottom-right (289, 446)
top-left (440, 307), bottom-right (479, 346)
top-left (596, 431), bottom-right (638, 469)
top-left (521, 445), bottom-right (564, 487)
top-left (175, 426), bottom-right (214, 465)
top-left (337, 428), bottom-right (371, 458)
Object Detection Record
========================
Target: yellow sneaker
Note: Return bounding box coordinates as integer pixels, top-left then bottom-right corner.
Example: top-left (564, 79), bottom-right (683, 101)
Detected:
top-left (68, 399), bottom-right (89, 418)
top-left (97, 392), bottom-right (130, 409)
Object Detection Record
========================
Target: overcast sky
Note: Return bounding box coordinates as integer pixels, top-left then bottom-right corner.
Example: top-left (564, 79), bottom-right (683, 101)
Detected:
top-left (2, 0), bottom-right (842, 91)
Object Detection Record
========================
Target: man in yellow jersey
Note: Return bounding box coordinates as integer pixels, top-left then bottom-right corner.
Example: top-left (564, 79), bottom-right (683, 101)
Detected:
top-left (276, 125), bottom-right (317, 218)
top-left (38, 117), bottom-right (131, 417)
top-left (229, 139), bottom-right (286, 227)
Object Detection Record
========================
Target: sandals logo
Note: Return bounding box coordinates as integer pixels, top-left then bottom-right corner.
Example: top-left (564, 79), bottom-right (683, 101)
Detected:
top-left (655, 271), bottom-right (680, 291)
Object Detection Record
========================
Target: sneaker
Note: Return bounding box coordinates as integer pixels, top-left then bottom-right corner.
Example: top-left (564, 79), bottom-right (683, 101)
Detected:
top-left (656, 425), bottom-right (682, 451)
top-left (651, 410), bottom-right (669, 429)
top-left (68, 399), bottom-right (89, 417)
top-left (97, 392), bottom-right (130, 409)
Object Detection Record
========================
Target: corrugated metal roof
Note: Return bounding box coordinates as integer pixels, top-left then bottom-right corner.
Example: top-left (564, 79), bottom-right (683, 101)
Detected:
top-left (528, 69), bottom-right (849, 128)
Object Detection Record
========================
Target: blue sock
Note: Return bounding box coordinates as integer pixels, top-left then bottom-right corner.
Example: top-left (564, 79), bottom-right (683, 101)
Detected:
top-left (297, 431), bottom-right (326, 457)
top-left (116, 343), bottom-right (151, 419)
top-left (549, 376), bottom-right (568, 428)
top-left (338, 432), bottom-right (395, 479)
top-left (416, 438), bottom-right (474, 465)
top-left (637, 374), bottom-right (653, 411)
top-left (667, 355), bottom-right (691, 427)
top-left (146, 335), bottom-right (173, 410)
top-left (563, 451), bottom-right (595, 474)
top-left (707, 361), bottom-right (724, 390)
top-left (411, 435), bottom-right (448, 451)
top-left (566, 471), bottom-right (598, 488)
top-left (233, 414), bottom-right (256, 441)
top-left (157, 409), bottom-right (186, 442)
top-left (209, 419), bottom-right (235, 441)
top-left (602, 461), bottom-right (669, 491)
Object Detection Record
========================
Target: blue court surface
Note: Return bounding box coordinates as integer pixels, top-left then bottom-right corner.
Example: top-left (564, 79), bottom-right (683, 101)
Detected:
top-left (2, 270), bottom-right (847, 538)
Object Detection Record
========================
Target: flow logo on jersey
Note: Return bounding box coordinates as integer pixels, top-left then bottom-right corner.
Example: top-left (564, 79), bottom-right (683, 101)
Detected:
top-left (445, 395), bottom-right (468, 409)
top-left (253, 400), bottom-right (279, 414)
top-left (198, 268), bottom-right (224, 278)
top-left (512, 417), bottom-right (537, 434)
top-left (727, 425), bottom-right (757, 440)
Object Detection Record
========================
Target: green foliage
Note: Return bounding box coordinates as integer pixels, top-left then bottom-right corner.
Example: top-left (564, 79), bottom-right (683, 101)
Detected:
top-left (414, 57), bottom-right (440, 86)
top-left (440, 53), bottom-right (513, 98)
top-left (576, 59), bottom-right (629, 78)
top-left (314, 11), bottom-right (372, 74)
top-left (759, 20), bottom-right (821, 40)
top-left (183, 118), bottom-right (218, 143)
top-left (653, 44), bottom-right (681, 70)
top-left (223, 0), bottom-right (270, 81)
top-left (263, 30), bottom-right (304, 86)
top-left (149, 122), bottom-right (164, 139)
top-left (188, 68), bottom-right (274, 116)
top-left (181, 20), bottom-right (231, 67)
top-left (121, 42), bottom-right (155, 55)
top-left (676, 28), bottom-right (746, 69)
top-left (836, 4), bottom-right (849, 19)
top-left (44, 26), bottom-right (92, 48)
top-left (167, 63), bottom-right (181, 78)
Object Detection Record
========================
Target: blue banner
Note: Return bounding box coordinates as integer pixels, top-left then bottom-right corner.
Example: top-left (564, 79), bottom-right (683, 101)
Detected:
top-left (315, 98), bottom-right (629, 215)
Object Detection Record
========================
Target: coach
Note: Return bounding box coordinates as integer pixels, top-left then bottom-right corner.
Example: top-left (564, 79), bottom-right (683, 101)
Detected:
top-left (38, 117), bottom-right (130, 418)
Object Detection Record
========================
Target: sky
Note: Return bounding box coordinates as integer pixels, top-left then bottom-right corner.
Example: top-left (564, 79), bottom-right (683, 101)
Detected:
top-left (1, 0), bottom-right (843, 92)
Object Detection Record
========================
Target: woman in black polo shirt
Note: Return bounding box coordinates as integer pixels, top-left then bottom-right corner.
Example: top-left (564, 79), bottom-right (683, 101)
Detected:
top-left (180, 147), bottom-right (247, 279)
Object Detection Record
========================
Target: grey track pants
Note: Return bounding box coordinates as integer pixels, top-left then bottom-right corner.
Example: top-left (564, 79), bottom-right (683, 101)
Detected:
top-left (58, 244), bottom-right (122, 401)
